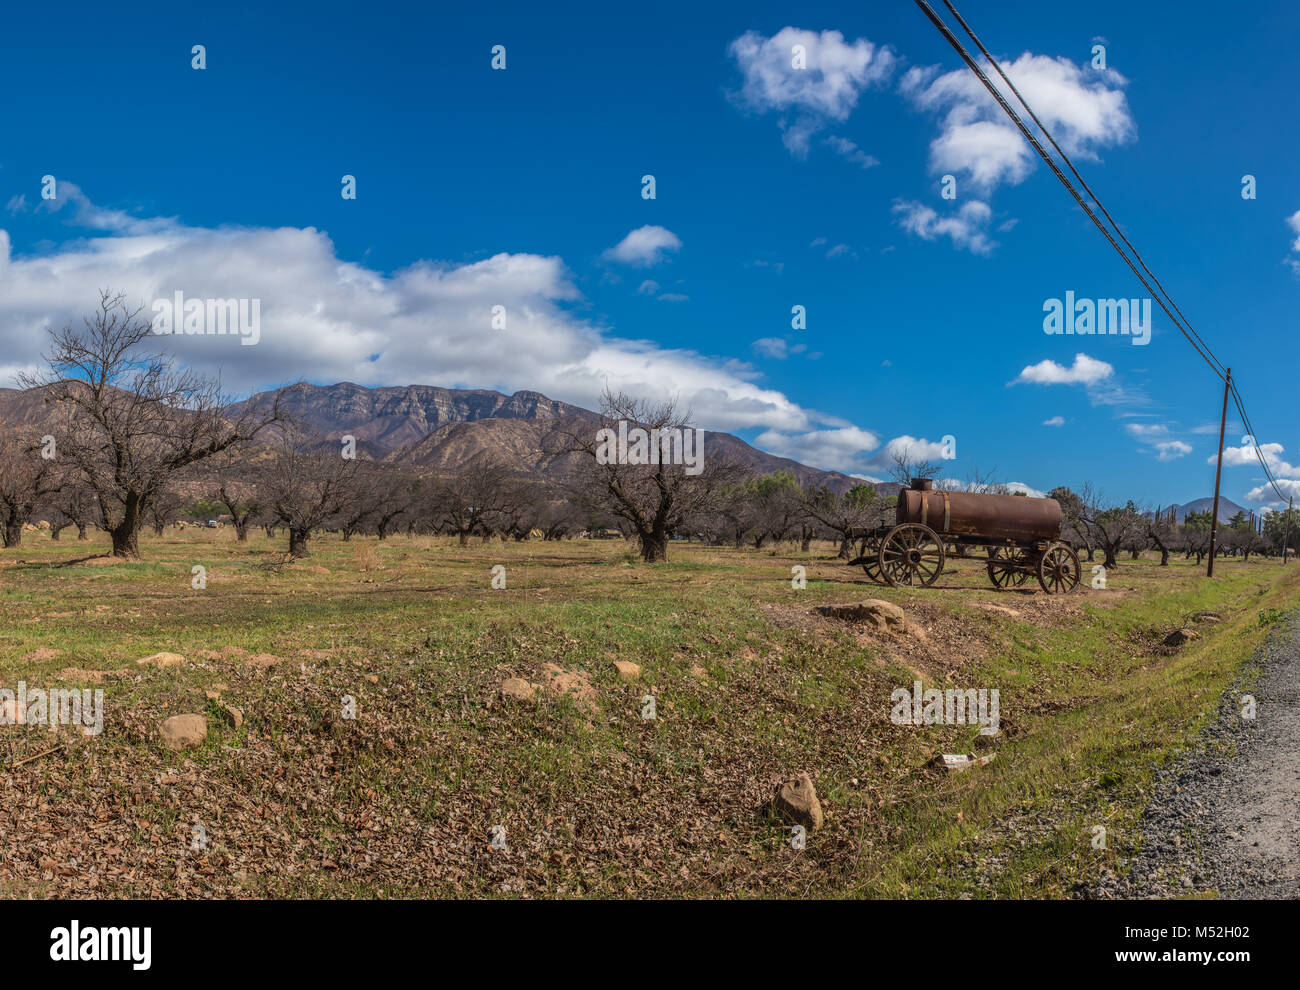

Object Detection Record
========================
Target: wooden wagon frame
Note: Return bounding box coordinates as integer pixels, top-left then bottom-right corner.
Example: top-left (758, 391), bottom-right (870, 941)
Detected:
top-left (850, 522), bottom-right (1081, 594)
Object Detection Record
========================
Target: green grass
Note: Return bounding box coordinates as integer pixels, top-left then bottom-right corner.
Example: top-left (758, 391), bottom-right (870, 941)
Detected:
top-left (0, 526), bottom-right (1294, 898)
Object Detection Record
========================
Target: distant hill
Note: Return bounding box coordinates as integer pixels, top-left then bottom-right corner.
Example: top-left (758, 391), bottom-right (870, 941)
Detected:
top-left (1171, 496), bottom-right (1249, 524)
top-left (230, 382), bottom-right (868, 492)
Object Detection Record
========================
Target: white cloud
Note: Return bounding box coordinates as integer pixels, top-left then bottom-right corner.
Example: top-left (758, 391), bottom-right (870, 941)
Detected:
top-left (893, 199), bottom-right (995, 255)
top-left (636, 279), bottom-right (660, 295)
top-left (1013, 352), bottom-right (1114, 386)
top-left (901, 53), bottom-right (1134, 193)
top-left (752, 337), bottom-right (788, 359)
top-left (1287, 210), bottom-right (1300, 274)
top-left (1124, 422), bottom-right (1169, 439)
top-left (1246, 477), bottom-right (1300, 505)
top-left (1209, 440), bottom-right (1300, 477)
top-left (755, 424), bottom-right (883, 475)
top-left (1154, 441), bottom-right (1192, 461)
top-left (824, 135), bottom-right (880, 169)
top-left (0, 186), bottom-right (880, 464)
top-left (728, 27), bottom-right (895, 157)
top-left (602, 225), bottom-right (682, 267)
top-left (1042, 415), bottom-right (1065, 427)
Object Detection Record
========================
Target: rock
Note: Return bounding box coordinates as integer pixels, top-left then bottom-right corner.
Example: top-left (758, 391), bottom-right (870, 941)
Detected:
top-left (216, 704), bottom-right (244, 730)
top-left (137, 652), bottom-right (185, 668)
top-left (935, 753), bottom-right (996, 771)
top-left (500, 678), bottom-right (537, 702)
top-left (159, 714), bottom-right (208, 750)
top-left (612, 660), bottom-right (641, 680)
top-left (818, 599), bottom-right (906, 633)
top-left (1194, 612), bottom-right (1223, 624)
top-left (1164, 628), bottom-right (1201, 647)
top-left (364, 674), bottom-right (379, 684)
top-left (772, 772), bottom-right (824, 830)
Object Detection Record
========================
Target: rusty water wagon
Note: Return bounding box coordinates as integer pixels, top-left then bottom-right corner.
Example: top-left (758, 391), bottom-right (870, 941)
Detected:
top-left (852, 479), bottom-right (1080, 593)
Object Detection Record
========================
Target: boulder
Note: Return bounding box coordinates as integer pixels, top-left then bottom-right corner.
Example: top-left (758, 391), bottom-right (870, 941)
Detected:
top-left (818, 599), bottom-right (906, 633)
top-left (772, 772), bottom-right (824, 831)
top-left (612, 661), bottom-right (641, 680)
top-left (159, 714), bottom-right (208, 750)
top-left (1164, 628), bottom-right (1200, 647)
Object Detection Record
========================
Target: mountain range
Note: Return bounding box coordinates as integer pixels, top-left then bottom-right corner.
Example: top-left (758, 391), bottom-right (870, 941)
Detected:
top-left (0, 382), bottom-right (1263, 513)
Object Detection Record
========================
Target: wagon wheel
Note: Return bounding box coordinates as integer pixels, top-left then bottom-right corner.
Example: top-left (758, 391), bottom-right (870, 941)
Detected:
top-left (878, 523), bottom-right (945, 588)
top-left (1036, 542), bottom-right (1081, 594)
top-left (859, 531), bottom-right (886, 585)
top-left (986, 547), bottom-right (1031, 589)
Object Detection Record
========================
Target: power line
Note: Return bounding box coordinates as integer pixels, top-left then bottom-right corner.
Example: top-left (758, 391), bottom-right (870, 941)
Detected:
top-left (916, 0), bottom-right (1292, 509)
top-left (938, 0), bottom-right (1229, 381)
top-left (912, 0), bottom-right (1228, 380)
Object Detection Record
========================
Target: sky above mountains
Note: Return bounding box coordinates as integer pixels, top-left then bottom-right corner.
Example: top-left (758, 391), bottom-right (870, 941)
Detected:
top-left (1, 0), bottom-right (1297, 508)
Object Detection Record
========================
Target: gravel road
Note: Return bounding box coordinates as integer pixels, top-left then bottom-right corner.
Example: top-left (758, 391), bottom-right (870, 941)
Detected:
top-left (1098, 612), bottom-right (1300, 899)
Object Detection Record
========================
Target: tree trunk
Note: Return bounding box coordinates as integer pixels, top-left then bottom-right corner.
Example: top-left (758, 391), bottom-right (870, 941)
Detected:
top-left (289, 527), bottom-right (310, 558)
top-left (640, 533), bottom-right (668, 562)
top-left (153, 521), bottom-right (166, 536)
top-left (458, 530), bottom-right (470, 546)
top-left (233, 518), bottom-right (249, 541)
top-left (264, 523), bottom-right (277, 538)
top-left (111, 495), bottom-right (142, 558)
top-left (1159, 547), bottom-right (1169, 566)
top-left (77, 523), bottom-right (88, 540)
top-left (50, 524), bottom-right (64, 541)
top-left (111, 525), bottom-right (139, 558)
top-left (3, 521), bottom-right (21, 548)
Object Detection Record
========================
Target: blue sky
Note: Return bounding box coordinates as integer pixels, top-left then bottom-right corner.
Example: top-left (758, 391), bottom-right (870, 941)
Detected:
top-left (1, 0), bottom-right (1297, 509)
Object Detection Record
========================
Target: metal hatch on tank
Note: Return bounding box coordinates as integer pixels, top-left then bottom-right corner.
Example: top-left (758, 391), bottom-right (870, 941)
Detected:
top-left (850, 478), bottom-right (1081, 594)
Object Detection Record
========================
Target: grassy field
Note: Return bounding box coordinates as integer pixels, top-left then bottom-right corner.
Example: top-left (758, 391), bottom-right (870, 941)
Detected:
top-left (1, 527), bottom-right (1295, 898)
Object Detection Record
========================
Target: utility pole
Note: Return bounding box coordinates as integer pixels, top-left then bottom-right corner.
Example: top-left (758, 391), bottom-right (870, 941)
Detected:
top-left (1207, 368), bottom-right (1231, 577)
top-left (1284, 496), bottom-right (1294, 565)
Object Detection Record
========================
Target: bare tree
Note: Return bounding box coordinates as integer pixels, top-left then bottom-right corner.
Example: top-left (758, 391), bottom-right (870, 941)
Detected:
top-left (146, 484), bottom-right (185, 536)
top-left (550, 390), bottom-right (742, 562)
top-left (431, 458), bottom-right (516, 546)
top-left (261, 429), bottom-right (361, 557)
top-left (19, 290), bottom-right (282, 557)
top-left (0, 437), bottom-right (63, 548)
top-left (889, 446), bottom-right (941, 488)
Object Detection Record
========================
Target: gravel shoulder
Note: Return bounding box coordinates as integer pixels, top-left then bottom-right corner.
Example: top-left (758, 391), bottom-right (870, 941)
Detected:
top-left (1103, 612), bottom-right (1300, 899)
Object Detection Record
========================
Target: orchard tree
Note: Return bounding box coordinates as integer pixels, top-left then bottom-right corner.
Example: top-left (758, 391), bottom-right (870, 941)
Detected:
top-left (0, 436), bottom-right (64, 548)
top-left (19, 290), bottom-right (282, 557)
top-left (551, 390), bottom-right (742, 562)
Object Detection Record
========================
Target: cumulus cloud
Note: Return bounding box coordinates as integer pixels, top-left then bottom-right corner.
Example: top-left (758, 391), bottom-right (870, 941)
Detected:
top-left (1013, 353), bottom-right (1114, 386)
top-left (900, 53), bottom-right (1134, 193)
top-left (0, 186), bottom-right (880, 466)
top-left (1042, 415), bottom-right (1065, 426)
top-left (602, 225), bottom-right (681, 266)
top-left (728, 27), bottom-right (895, 157)
top-left (1287, 210), bottom-right (1300, 274)
top-left (892, 199), bottom-right (995, 255)
top-left (754, 424), bottom-right (884, 475)
top-left (1154, 440), bottom-right (1192, 461)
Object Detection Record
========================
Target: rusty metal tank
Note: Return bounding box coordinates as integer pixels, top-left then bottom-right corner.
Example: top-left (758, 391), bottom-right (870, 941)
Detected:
top-left (895, 479), bottom-right (1062, 543)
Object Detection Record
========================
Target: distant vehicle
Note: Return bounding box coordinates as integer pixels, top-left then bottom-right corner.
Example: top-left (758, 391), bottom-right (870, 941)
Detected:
top-left (207, 520), bottom-right (221, 528)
